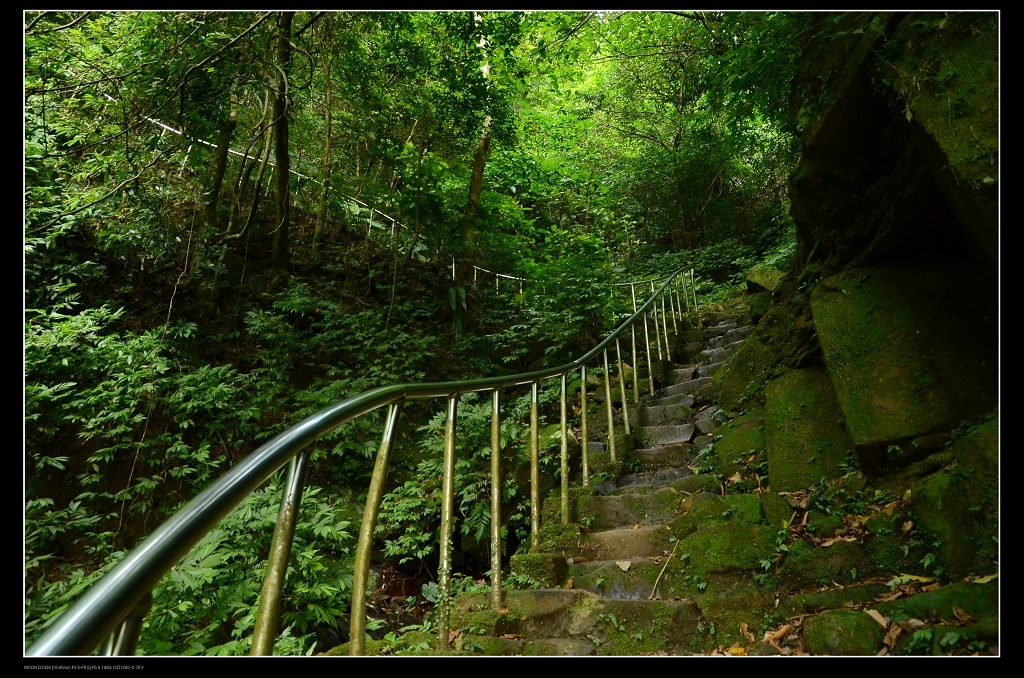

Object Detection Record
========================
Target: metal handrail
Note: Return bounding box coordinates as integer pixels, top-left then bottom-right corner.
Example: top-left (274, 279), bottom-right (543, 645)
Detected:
top-left (27, 266), bottom-right (698, 657)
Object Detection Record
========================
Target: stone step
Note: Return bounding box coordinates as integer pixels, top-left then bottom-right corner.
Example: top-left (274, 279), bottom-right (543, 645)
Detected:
top-left (452, 589), bottom-right (702, 654)
top-left (638, 404), bottom-right (695, 426)
top-left (696, 347), bottom-right (733, 364)
top-left (578, 524), bottom-right (675, 560)
top-left (705, 325), bottom-right (755, 349)
top-left (576, 488), bottom-right (680, 530)
top-left (615, 467), bottom-right (691, 489)
top-left (568, 558), bottom-right (670, 600)
top-left (644, 393), bottom-right (695, 408)
top-left (668, 366), bottom-right (699, 382)
top-left (637, 424), bottom-right (695, 446)
top-left (633, 443), bottom-right (694, 470)
top-left (660, 377), bottom-right (713, 398)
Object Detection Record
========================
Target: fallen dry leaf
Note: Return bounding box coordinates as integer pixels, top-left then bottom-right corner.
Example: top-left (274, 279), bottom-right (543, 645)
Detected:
top-left (971, 573), bottom-right (998, 584)
top-left (902, 520), bottom-right (914, 534)
top-left (633, 522), bottom-right (641, 530)
top-left (571, 556), bottom-right (588, 564)
top-left (952, 606), bottom-right (975, 624)
top-left (883, 624), bottom-right (902, 650)
top-left (728, 472), bottom-right (743, 482)
top-left (503, 633), bottom-right (520, 640)
top-left (727, 646), bottom-right (747, 656)
top-left (921, 582), bottom-right (941, 592)
top-left (564, 577), bottom-right (574, 589)
top-left (448, 629), bottom-right (460, 643)
top-left (497, 608), bottom-right (509, 614)
top-left (616, 560), bottom-right (631, 572)
top-left (865, 609), bottom-right (888, 628)
top-left (897, 618), bottom-right (927, 632)
top-left (740, 622), bottom-right (756, 643)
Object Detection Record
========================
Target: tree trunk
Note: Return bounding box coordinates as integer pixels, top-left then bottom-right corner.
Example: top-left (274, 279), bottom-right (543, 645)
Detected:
top-left (271, 11), bottom-right (294, 271)
top-left (313, 24), bottom-right (332, 254)
top-left (459, 115), bottom-right (492, 282)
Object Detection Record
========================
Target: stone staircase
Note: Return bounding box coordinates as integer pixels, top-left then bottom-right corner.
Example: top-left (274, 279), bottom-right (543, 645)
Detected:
top-left (448, 312), bottom-right (772, 656)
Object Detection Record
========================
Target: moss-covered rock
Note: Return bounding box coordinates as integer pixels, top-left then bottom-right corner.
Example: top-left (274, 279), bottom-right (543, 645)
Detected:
top-left (677, 522), bottom-right (776, 576)
top-left (694, 586), bottom-right (775, 647)
top-left (746, 265), bottom-right (786, 293)
top-left (810, 266), bottom-right (997, 473)
top-left (510, 552), bottom-right (569, 588)
top-left (702, 408), bottom-right (765, 478)
top-left (908, 417), bottom-right (998, 580)
top-left (764, 367), bottom-right (855, 491)
top-left (803, 609), bottom-right (885, 655)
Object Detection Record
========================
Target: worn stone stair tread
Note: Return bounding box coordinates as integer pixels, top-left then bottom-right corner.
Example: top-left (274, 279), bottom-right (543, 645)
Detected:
top-left (615, 467), bottom-right (691, 489)
top-left (645, 393), bottom-right (696, 408)
top-left (660, 377), bottom-right (713, 397)
top-left (579, 492), bottom-right (679, 529)
top-left (639, 403), bottom-right (696, 426)
top-left (637, 423), bottom-right (695, 446)
top-left (581, 524), bottom-right (674, 559)
top-left (633, 444), bottom-right (694, 470)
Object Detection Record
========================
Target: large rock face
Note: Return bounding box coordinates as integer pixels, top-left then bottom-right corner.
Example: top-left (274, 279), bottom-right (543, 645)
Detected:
top-left (810, 264), bottom-right (997, 472)
top-left (764, 367), bottom-right (855, 491)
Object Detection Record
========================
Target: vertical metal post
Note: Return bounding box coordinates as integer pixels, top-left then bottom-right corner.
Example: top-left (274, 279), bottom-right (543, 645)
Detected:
top-left (101, 592), bottom-right (152, 656)
top-left (674, 276), bottom-right (685, 328)
top-left (529, 382), bottom-right (540, 552)
top-left (650, 281), bottom-right (664, 362)
top-left (643, 312), bottom-right (655, 395)
top-left (690, 269), bottom-right (699, 319)
top-left (580, 366), bottom-right (589, 486)
top-left (615, 337), bottom-right (631, 436)
top-left (251, 449), bottom-right (312, 655)
top-left (631, 324), bottom-right (640, 405)
top-left (660, 292), bottom-right (672, 362)
top-left (489, 389), bottom-right (502, 610)
top-left (438, 394), bottom-right (459, 650)
top-left (560, 373), bottom-right (569, 524)
top-left (681, 272), bottom-right (692, 320)
top-left (668, 281), bottom-right (678, 334)
top-left (349, 400), bottom-right (404, 655)
top-left (603, 349), bottom-right (617, 463)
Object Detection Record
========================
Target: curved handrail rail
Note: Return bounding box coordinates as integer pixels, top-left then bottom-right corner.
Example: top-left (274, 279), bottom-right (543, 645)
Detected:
top-left (28, 266), bottom-right (698, 657)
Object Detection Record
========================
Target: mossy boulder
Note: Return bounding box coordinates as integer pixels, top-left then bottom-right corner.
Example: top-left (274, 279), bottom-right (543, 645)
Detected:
top-left (908, 418), bottom-right (998, 580)
top-left (810, 265), bottom-right (997, 473)
top-left (703, 408), bottom-right (765, 477)
top-left (694, 587), bottom-right (775, 647)
top-left (803, 609), bottom-right (885, 655)
top-left (510, 552), bottom-right (569, 588)
top-left (883, 13), bottom-right (998, 268)
top-left (714, 298), bottom-right (818, 411)
top-left (764, 367), bottom-right (856, 492)
top-left (746, 265), bottom-right (786, 293)
top-left (677, 522), bottom-right (777, 576)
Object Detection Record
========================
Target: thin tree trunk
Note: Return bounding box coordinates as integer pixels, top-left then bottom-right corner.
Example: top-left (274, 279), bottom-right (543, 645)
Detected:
top-left (271, 11), bottom-right (294, 271)
top-left (459, 115), bottom-right (492, 282)
top-left (313, 25), bottom-right (333, 254)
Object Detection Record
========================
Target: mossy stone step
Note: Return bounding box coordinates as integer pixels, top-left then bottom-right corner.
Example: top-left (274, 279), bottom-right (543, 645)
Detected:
top-left (615, 467), bottom-right (691, 490)
top-left (633, 443), bottom-right (694, 470)
top-left (637, 423), bottom-right (695, 446)
top-left (579, 524), bottom-right (675, 560)
top-left (660, 377), bottom-right (714, 397)
top-left (638, 403), bottom-right (695, 426)
top-left (645, 393), bottom-right (696, 408)
top-left (575, 488), bottom-right (680, 529)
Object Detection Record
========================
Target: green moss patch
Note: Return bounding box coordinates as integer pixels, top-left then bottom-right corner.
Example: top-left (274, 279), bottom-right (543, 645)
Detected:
top-left (764, 367), bottom-right (855, 492)
top-left (803, 609), bottom-right (884, 655)
top-left (810, 266), bottom-right (997, 472)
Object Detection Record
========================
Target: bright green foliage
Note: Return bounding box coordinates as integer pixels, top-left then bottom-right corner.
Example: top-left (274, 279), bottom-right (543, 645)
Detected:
top-left (376, 393), bottom-right (531, 566)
